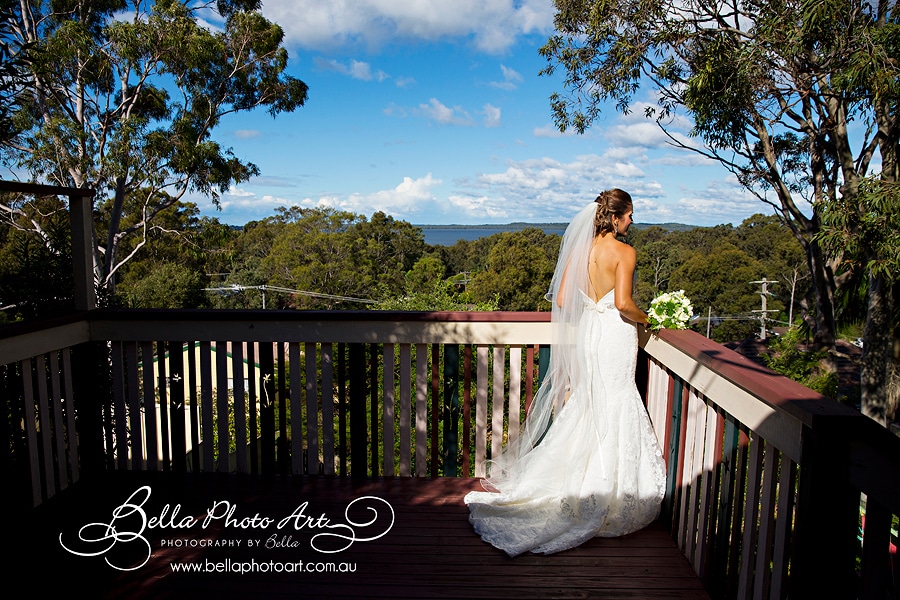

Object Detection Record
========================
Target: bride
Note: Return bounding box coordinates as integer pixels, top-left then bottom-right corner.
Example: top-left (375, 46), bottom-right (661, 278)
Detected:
top-left (464, 189), bottom-right (667, 557)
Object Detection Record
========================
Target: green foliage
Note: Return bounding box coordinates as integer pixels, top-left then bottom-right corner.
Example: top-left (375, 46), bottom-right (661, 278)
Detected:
top-left (816, 177), bottom-right (900, 283)
top-left (0, 1), bottom-right (308, 293)
top-left (0, 195), bottom-right (74, 321)
top-left (764, 327), bottom-right (840, 399)
top-left (540, 0), bottom-right (900, 372)
top-left (121, 261), bottom-right (208, 309)
top-left (469, 228), bottom-right (560, 311)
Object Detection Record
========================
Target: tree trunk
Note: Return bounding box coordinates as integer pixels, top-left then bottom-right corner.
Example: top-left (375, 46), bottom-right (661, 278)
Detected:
top-left (860, 272), bottom-right (892, 426)
top-left (804, 237), bottom-right (838, 366)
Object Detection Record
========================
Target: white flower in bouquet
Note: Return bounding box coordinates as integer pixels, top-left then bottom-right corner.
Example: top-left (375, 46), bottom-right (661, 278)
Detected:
top-left (648, 290), bottom-right (693, 331)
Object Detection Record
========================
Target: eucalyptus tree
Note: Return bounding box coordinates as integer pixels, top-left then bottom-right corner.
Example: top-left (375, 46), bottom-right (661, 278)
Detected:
top-left (540, 0), bottom-right (898, 424)
top-left (0, 0), bottom-right (308, 297)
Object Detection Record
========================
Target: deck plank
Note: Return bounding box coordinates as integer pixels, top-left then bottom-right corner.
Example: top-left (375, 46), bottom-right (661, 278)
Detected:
top-left (10, 472), bottom-right (710, 599)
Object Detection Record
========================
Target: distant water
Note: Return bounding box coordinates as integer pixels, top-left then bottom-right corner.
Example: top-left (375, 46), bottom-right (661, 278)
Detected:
top-left (419, 224), bottom-right (568, 247)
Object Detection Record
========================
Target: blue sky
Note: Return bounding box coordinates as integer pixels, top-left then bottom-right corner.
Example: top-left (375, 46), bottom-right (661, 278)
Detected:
top-left (195, 0), bottom-right (772, 227)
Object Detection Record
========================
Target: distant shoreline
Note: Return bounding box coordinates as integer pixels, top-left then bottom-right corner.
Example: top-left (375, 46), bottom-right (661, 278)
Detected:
top-left (416, 222), bottom-right (699, 246)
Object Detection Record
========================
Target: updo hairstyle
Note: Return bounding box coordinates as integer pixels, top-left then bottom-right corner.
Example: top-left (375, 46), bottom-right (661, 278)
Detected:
top-left (594, 188), bottom-right (633, 235)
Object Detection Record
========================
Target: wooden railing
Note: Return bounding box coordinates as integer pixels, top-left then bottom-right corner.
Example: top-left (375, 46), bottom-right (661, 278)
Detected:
top-left (3, 308), bottom-right (899, 598)
top-left (640, 328), bottom-right (900, 600)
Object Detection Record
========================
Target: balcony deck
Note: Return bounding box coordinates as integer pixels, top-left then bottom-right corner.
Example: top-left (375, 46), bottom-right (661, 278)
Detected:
top-left (2, 179), bottom-right (898, 600)
top-left (12, 471), bottom-right (709, 599)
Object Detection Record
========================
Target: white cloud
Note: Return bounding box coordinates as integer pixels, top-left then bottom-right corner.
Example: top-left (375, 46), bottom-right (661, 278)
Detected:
top-left (482, 104), bottom-right (501, 128)
top-left (304, 175), bottom-right (444, 216)
top-left (314, 57), bottom-right (388, 81)
top-left (416, 98), bottom-right (474, 126)
top-left (233, 130), bottom-right (261, 139)
top-left (260, 0), bottom-right (555, 54)
top-left (533, 123), bottom-right (580, 138)
top-left (490, 64), bottom-right (524, 90)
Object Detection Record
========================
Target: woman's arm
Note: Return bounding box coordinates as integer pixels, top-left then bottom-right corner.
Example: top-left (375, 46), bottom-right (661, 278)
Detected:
top-left (613, 245), bottom-right (650, 326)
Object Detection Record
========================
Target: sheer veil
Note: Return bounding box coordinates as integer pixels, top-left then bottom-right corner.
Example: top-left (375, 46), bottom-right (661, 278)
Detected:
top-left (484, 201), bottom-right (599, 490)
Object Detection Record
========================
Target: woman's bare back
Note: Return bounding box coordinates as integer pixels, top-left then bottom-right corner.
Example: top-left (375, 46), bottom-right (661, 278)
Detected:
top-left (587, 234), bottom-right (621, 301)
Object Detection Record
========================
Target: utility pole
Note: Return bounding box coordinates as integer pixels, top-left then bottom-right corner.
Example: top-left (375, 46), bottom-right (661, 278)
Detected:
top-left (750, 278), bottom-right (778, 340)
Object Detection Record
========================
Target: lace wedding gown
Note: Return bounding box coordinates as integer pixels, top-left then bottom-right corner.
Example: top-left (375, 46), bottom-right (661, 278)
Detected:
top-left (464, 289), bottom-right (667, 557)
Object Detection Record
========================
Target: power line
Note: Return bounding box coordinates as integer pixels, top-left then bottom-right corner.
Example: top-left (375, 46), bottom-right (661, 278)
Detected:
top-left (204, 284), bottom-right (378, 307)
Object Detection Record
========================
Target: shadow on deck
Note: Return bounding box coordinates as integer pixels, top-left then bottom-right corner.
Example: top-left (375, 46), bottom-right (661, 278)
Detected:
top-left (10, 473), bottom-right (709, 599)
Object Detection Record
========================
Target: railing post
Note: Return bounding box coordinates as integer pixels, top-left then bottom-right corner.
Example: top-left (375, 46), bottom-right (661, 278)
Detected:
top-left (68, 190), bottom-right (96, 311)
top-left (791, 417), bottom-right (861, 598)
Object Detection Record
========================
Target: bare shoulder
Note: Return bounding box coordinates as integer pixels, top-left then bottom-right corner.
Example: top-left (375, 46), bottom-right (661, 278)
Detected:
top-left (615, 239), bottom-right (637, 260)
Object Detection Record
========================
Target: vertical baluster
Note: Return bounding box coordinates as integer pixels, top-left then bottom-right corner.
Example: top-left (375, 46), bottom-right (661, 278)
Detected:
top-left (665, 375), bottom-right (685, 529)
top-left (727, 428), bottom-right (751, 598)
top-left (695, 398), bottom-right (720, 577)
top-left (187, 342), bottom-right (200, 473)
top-left (508, 346), bottom-right (521, 446)
top-left (61, 349), bottom-right (79, 483)
top-left (111, 342), bottom-right (128, 471)
top-left (383, 343), bottom-right (395, 476)
top-left (430, 344), bottom-right (440, 476)
top-left (711, 415), bottom-right (739, 597)
top-left (348, 343), bottom-right (366, 477)
top-left (321, 343), bottom-right (335, 476)
top-left (232, 342), bottom-right (247, 474)
top-left (770, 457), bottom-right (797, 599)
top-left (141, 342), bottom-right (159, 470)
top-left (753, 444), bottom-right (781, 599)
top-left (686, 388), bottom-right (708, 567)
top-left (337, 343), bottom-right (347, 475)
top-left (124, 343), bottom-right (142, 470)
top-left (415, 343), bottom-right (428, 476)
top-left (246, 342), bottom-right (258, 475)
top-left (475, 345), bottom-right (489, 477)
top-left (399, 344), bottom-right (411, 476)
top-left (198, 341), bottom-right (213, 472)
top-left (290, 342), bottom-right (303, 474)
top-left (156, 341), bottom-right (170, 471)
top-left (259, 342), bottom-right (276, 475)
top-left (48, 351), bottom-right (70, 484)
top-left (277, 342), bottom-right (287, 474)
top-left (215, 341), bottom-right (229, 473)
top-left (305, 342), bottom-right (319, 475)
top-left (442, 344), bottom-right (460, 477)
top-left (525, 344), bottom-right (535, 414)
top-left (369, 343), bottom-right (379, 476)
top-left (21, 358), bottom-right (41, 505)
top-left (678, 384), bottom-right (698, 552)
top-left (462, 345), bottom-right (472, 477)
top-left (490, 345), bottom-right (505, 465)
top-left (169, 341), bottom-right (187, 474)
top-left (738, 433), bottom-right (765, 600)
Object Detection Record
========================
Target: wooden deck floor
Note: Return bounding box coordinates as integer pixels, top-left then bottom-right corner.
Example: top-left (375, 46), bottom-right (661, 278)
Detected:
top-left (10, 472), bottom-right (710, 599)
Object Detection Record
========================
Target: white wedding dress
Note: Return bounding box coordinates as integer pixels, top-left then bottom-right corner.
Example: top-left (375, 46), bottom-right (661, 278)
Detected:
top-left (464, 288), bottom-right (667, 557)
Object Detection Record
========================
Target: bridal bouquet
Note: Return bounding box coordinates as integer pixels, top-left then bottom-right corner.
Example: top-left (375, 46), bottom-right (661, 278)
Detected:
top-left (648, 290), bottom-right (693, 331)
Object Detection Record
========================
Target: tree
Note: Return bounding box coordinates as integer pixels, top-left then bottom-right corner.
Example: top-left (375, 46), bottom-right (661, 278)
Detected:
top-left (541, 0), bottom-right (897, 347)
top-left (817, 177), bottom-right (900, 424)
top-left (0, 1), bottom-right (32, 143)
top-left (540, 0), bottom-right (898, 423)
top-left (469, 228), bottom-right (559, 311)
top-left (0, 194), bottom-right (73, 321)
top-left (669, 240), bottom-right (772, 342)
top-left (0, 0), bottom-right (308, 299)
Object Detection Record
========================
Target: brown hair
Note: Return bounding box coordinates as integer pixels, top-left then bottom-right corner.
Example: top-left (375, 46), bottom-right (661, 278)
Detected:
top-left (594, 188), bottom-right (633, 235)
